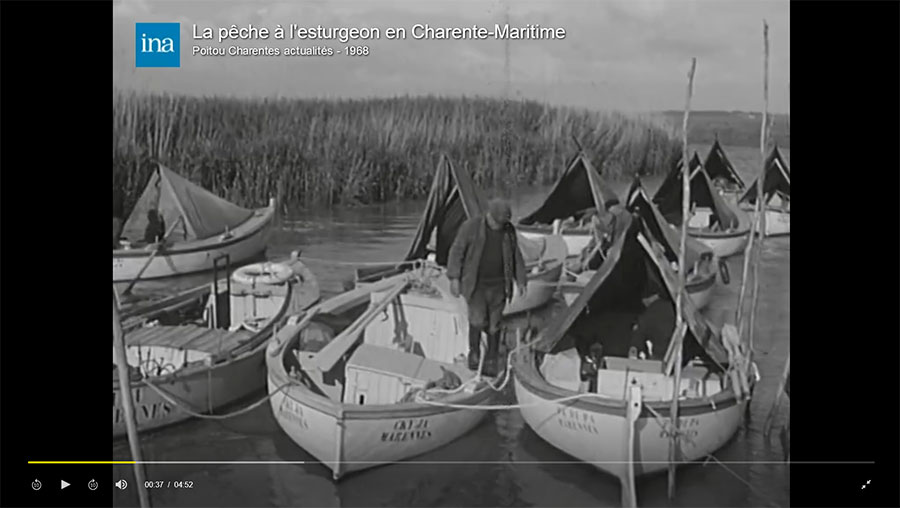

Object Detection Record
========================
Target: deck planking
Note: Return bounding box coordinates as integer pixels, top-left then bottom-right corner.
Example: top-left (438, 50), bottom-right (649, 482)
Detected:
top-left (126, 324), bottom-right (254, 354)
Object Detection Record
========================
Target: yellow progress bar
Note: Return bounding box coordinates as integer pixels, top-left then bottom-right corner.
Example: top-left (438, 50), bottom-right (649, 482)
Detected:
top-left (29, 461), bottom-right (136, 464)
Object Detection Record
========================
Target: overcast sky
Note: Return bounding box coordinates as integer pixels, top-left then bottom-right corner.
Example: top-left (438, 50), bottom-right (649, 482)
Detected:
top-left (113, 0), bottom-right (790, 113)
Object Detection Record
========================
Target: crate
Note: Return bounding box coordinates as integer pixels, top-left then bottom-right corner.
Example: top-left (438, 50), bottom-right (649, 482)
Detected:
top-left (343, 344), bottom-right (459, 405)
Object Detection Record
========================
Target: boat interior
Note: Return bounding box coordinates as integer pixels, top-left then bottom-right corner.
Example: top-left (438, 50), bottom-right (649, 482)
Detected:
top-left (116, 278), bottom-right (289, 379)
top-left (540, 226), bottom-right (727, 403)
top-left (287, 275), bottom-right (479, 407)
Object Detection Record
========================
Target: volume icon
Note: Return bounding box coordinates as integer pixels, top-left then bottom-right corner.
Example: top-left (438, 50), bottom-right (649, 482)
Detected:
top-left (115, 479), bottom-right (128, 490)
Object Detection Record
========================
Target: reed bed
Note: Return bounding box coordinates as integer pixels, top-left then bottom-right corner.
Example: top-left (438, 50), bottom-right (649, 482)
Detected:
top-left (113, 91), bottom-right (682, 213)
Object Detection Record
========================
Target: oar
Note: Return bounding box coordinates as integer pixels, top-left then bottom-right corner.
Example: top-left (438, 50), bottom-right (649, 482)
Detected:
top-left (122, 215), bottom-right (183, 296)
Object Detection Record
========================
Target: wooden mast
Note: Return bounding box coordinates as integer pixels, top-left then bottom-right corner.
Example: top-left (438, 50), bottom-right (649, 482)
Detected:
top-left (113, 287), bottom-right (151, 508)
top-left (748, 21), bottom-right (770, 354)
top-left (668, 56), bottom-right (697, 502)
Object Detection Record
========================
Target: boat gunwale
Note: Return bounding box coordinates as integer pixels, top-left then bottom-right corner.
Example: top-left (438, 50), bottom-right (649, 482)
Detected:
top-left (511, 349), bottom-right (739, 419)
top-left (113, 265), bottom-right (306, 391)
top-left (113, 204), bottom-right (274, 258)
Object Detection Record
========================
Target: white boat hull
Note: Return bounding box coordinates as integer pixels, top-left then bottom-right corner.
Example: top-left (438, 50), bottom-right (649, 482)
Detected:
top-left (519, 230), bottom-right (591, 259)
top-left (691, 232), bottom-right (749, 259)
top-left (513, 375), bottom-right (746, 480)
top-left (113, 207), bottom-right (274, 282)
top-left (504, 262), bottom-right (562, 316)
top-left (749, 209), bottom-right (791, 237)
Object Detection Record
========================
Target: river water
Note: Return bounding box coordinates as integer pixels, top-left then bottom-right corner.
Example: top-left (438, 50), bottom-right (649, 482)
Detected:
top-left (113, 163), bottom-right (790, 508)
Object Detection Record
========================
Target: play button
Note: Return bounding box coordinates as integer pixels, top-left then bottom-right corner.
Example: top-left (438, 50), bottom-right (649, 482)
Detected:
top-left (60, 480), bottom-right (70, 490)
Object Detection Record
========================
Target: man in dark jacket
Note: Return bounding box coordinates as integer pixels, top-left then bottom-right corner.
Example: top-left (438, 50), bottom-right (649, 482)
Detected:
top-left (447, 198), bottom-right (526, 375)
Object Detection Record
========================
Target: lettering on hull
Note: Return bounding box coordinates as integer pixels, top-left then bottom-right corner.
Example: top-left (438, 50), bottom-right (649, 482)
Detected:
top-left (555, 407), bottom-right (600, 435)
top-left (278, 397), bottom-right (310, 430)
top-left (381, 418), bottom-right (432, 442)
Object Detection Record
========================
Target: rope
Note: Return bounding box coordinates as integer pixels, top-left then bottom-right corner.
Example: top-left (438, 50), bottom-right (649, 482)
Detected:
top-left (703, 454), bottom-right (783, 508)
top-left (140, 378), bottom-right (294, 420)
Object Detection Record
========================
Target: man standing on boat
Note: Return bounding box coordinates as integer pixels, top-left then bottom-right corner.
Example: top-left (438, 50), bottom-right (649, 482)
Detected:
top-left (447, 198), bottom-right (526, 376)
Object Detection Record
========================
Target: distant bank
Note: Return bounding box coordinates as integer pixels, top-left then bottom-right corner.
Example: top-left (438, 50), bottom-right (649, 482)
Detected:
top-left (659, 110), bottom-right (790, 149)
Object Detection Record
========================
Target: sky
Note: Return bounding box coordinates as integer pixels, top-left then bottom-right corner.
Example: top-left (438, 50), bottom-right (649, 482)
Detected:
top-left (113, 0), bottom-right (790, 113)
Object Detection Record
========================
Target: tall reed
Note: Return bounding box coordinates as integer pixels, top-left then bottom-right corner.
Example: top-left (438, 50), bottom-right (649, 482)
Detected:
top-left (113, 91), bottom-right (682, 214)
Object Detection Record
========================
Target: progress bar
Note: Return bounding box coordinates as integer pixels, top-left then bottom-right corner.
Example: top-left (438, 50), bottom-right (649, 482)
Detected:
top-left (29, 461), bottom-right (875, 465)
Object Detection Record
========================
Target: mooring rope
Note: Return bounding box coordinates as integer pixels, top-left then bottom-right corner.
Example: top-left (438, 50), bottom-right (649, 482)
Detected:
top-left (139, 378), bottom-right (294, 420)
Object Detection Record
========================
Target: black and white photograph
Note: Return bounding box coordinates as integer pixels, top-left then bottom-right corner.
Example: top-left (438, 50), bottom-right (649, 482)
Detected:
top-left (110, 1), bottom-right (792, 506)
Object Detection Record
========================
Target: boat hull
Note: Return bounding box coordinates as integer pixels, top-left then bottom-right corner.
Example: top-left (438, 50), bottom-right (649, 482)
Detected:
top-left (748, 208), bottom-right (790, 237)
top-left (112, 206), bottom-right (274, 282)
top-left (266, 346), bottom-right (493, 479)
top-left (690, 230), bottom-right (749, 259)
top-left (113, 343), bottom-right (267, 437)
top-left (503, 261), bottom-right (562, 316)
top-left (519, 228), bottom-right (592, 259)
top-left (513, 372), bottom-right (745, 480)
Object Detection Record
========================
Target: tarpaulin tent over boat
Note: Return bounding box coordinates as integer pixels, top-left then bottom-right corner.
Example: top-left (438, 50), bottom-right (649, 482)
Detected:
top-left (704, 138), bottom-right (745, 190)
top-left (654, 155), bottom-right (740, 230)
top-left (653, 152), bottom-right (703, 206)
top-left (404, 154), bottom-right (485, 266)
top-left (121, 164), bottom-right (254, 243)
top-left (534, 212), bottom-right (728, 370)
top-left (625, 177), bottom-right (704, 270)
top-left (739, 146), bottom-right (791, 205)
top-left (518, 153), bottom-right (621, 226)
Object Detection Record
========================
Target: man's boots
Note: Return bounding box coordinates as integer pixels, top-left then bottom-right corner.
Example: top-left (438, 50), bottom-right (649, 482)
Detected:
top-left (483, 331), bottom-right (502, 377)
top-left (467, 326), bottom-right (482, 371)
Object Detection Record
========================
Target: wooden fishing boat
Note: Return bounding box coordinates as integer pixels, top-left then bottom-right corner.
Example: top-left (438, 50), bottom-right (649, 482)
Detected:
top-left (562, 177), bottom-right (723, 310)
top-left (703, 138), bottom-right (746, 202)
top-left (266, 265), bottom-right (497, 479)
top-left (517, 152), bottom-right (622, 259)
top-left (355, 155), bottom-right (566, 316)
top-left (739, 146), bottom-right (791, 237)
top-left (113, 164), bottom-right (276, 283)
top-left (654, 153), bottom-right (751, 258)
top-left (113, 254), bottom-right (319, 437)
top-left (513, 212), bottom-right (757, 506)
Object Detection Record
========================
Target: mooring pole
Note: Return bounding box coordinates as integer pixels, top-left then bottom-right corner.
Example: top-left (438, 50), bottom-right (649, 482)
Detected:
top-left (113, 287), bottom-right (151, 508)
top-left (763, 353), bottom-right (790, 437)
top-left (748, 20), bottom-right (771, 355)
top-left (668, 56), bottom-right (696, 502)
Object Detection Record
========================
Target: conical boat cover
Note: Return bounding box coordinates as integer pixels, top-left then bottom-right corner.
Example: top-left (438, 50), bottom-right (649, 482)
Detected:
top-left (519, 153), bottom-right (621, 225)
top-left (739, 146), bottom-right (791, 205)
top-left (626, 177), bottom-right (703, 270)
top-left (704, 139), bottom-right (745, 189)
top-left (535, 211), bottom-right (728, 368)
top-left (404, 155), bottom-right (485, 265)
top-left (122, 165), bottom-right (254, 243)
top-left (653, 152), bottom-right (703, 205)
top-left (654, 155), bottom-right (739, 230)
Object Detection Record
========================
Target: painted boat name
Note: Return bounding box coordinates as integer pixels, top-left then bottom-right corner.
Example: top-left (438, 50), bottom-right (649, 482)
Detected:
top-left (382, 418), bottom-right (431, 442)
top-left (279, 397), bottom-right (310, 430)
top-left (113, 388), bottom-right (175, 424)
top-left (556, 407), bottom-right (600, 435)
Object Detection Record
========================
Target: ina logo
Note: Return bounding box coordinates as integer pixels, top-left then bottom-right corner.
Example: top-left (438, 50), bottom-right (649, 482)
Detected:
top-left (135, 23), bottom-right (180, 67)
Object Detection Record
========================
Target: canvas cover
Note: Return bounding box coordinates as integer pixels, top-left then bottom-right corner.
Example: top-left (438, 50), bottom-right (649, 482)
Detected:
top-left (703, 139), bottom-right (745, 189)
top-left (535, 212), bottom-right (728, 368)
top-left (626, 177), bottom-right (703, 270)
top-left (739, 146), bottom-right (791, 205)
top-left (122, 165), bottom-right (254, 243)
top-left (655, 158), bottom-right (739, 230)
top-left (404, 155), bottom-right (485, 266)
top-left (653, 152), bottom-right (703, 205)
top-left (518, 153), bottom-right (621, 226)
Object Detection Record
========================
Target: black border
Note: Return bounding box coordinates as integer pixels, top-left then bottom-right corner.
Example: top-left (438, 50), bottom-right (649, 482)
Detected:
top-left (1, 1), bottom-right (898, 507)
top-left (0, 1), bottom-right (112, 507)
top-left (789, 1), bottom-right (899, 507)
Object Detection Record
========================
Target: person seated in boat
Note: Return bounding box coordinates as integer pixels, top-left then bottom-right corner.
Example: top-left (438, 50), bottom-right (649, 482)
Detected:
top-left (448, 197), bottom-right (527, 376)
top-left (144, 210), bottom-right (167, 245)
top-left (629, 293), bottom-right (675, 361)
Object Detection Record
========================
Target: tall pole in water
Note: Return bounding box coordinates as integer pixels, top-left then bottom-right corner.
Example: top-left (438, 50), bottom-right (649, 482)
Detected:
top-left (748, 21), bottom-right (770, 354)
top-left (668, 56), bottom-right (696, 502)
top-left (113, 287), bottom-right (152, 508)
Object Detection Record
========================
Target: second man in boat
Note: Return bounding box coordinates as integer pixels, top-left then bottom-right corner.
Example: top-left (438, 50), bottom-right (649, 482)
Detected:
top-left (447, 198), bottom-right (527, 376)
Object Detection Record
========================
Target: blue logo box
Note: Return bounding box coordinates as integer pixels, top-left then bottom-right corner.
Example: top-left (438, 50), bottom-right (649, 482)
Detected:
top-left (135, 23), bottom-right (180, 68)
